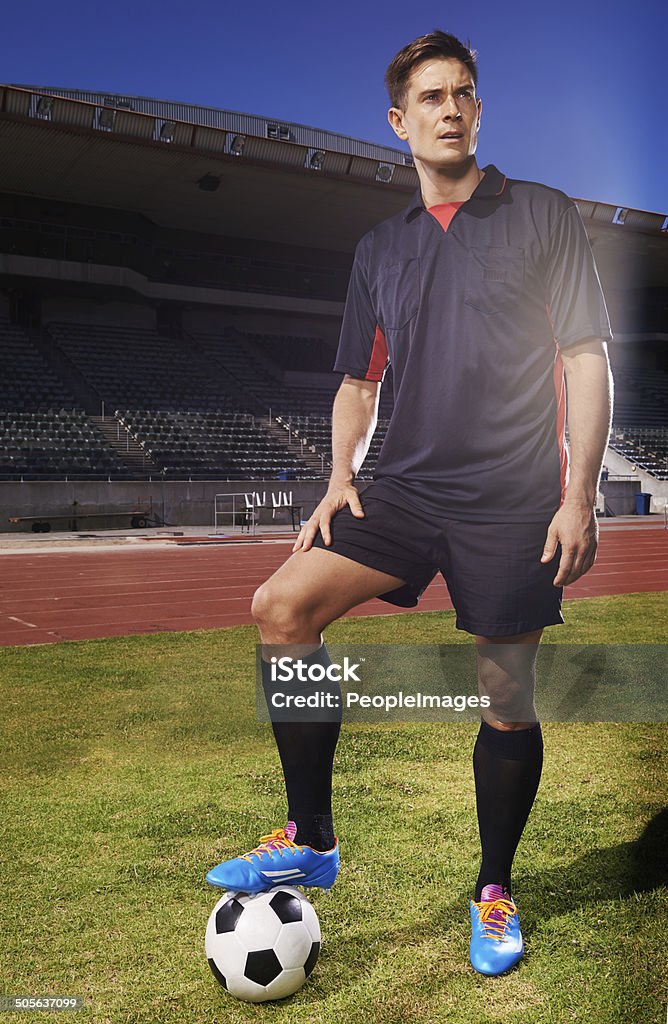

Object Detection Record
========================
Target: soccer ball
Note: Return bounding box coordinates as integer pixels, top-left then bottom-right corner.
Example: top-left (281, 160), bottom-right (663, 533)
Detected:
top-left (205, 886), bottom-right (321, 1002)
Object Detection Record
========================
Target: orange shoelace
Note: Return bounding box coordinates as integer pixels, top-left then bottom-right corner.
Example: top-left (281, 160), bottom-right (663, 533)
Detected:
top-left (472, 898), bottom-right (517, 941)
top-left (240, 828), bottom-right (302, 863)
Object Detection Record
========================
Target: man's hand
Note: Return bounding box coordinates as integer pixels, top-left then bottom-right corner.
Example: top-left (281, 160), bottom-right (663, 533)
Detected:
top-left (292, 482), bottom-right (364, 553)
top-left (541, 502), bottom-right (599, 587)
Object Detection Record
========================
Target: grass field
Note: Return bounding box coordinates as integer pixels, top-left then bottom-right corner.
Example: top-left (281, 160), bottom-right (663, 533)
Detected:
top-left (1, 592), bottom-right (666, 1024)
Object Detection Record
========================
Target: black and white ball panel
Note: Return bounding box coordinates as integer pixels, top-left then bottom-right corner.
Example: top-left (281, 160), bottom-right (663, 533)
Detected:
top-left (205, 886), bottom-right (321, 1003)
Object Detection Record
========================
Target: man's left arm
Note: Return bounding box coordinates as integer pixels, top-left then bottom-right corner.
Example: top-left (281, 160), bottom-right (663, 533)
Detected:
top-left (541, 336), bottom-right (613, 586)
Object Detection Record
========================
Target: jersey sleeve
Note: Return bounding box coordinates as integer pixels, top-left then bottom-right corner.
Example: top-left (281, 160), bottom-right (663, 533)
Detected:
top-left (333, 248), bottom-right (390, 381)
top-left (543, 203), bottom-right (613, 348)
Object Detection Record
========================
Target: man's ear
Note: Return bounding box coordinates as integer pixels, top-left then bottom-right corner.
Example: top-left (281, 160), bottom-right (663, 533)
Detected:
top-left (476, 96), bottom-right (482, 130)
top-left (388, 106), bottom-right (408, 141)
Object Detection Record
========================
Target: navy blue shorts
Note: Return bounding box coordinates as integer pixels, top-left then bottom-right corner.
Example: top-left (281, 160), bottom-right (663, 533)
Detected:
top-left (310, 483), bottom-right (564, 637)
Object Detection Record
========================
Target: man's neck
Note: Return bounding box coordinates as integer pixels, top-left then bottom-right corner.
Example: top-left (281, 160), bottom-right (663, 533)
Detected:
top-left (417, 159), bottom-right (484, 208)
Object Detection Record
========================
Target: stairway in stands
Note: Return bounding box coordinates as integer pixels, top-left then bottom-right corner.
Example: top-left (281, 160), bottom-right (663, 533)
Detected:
top-left (263, 416), bottom-right (330, 476)
top-left (90, 416), bottom-right (160, 474)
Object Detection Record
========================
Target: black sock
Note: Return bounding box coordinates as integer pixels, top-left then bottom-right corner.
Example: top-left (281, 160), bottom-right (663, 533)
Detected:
top-left (473, 719), bottom-right (543, 901)
top-left (261, 644), bottom-right (341, 851)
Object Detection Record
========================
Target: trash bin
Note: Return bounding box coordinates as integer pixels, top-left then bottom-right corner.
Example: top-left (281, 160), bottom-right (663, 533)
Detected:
top-left (635, 492), bottom-right (651, 515)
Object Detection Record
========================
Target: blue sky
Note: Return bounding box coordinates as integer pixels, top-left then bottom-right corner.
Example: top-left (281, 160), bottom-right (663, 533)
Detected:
top-left (2, 0), bottom-right (666, 213)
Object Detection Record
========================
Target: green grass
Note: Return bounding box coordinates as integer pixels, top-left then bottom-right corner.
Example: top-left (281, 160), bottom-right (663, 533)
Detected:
top-left (0, 592), bottom-right (666, 1024)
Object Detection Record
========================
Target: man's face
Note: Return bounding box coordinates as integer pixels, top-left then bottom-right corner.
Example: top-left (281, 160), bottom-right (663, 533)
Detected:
top-left (388, 57), bottom-right (482, 171)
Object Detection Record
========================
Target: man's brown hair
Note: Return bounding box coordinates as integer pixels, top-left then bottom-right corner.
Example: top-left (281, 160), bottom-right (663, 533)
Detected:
top-left (385, 30), bottom-right (478, 110)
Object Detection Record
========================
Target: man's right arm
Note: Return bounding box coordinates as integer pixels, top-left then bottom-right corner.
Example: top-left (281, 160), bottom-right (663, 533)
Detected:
top-left (292, 375), bottom-right (380, 552)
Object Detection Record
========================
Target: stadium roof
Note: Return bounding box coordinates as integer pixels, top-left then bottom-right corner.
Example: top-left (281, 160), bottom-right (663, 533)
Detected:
top-left (0, 84), bottom-right (666, 286)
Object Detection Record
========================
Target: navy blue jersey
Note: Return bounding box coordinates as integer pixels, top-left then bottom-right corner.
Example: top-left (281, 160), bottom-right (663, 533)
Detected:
top-left (333, 163), bottom-right (612, 522)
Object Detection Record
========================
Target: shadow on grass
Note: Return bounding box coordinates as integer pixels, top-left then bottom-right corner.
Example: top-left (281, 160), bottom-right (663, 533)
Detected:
top-left (294, 808), bottom-right (668, 1009)
top-left (517, 806), bottom-right (668, 932)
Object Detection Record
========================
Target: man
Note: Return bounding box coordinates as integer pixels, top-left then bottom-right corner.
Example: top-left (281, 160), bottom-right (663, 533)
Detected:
top-left (207, 30), bottom-right (613, 976)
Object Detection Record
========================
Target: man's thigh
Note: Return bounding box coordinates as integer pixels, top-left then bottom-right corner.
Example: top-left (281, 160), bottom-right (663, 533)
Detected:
top-left (255, 545), bottom-right (407, 634)
top-left (440, 520), bottom-right (563, 638)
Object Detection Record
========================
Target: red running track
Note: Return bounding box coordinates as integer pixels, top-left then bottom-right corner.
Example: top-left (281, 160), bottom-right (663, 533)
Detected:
top-left (0, 526), bottom-right (666, 647)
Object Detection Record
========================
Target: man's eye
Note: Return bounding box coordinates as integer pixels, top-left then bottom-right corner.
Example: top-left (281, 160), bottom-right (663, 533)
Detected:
top-left (458, 89), bottom-right (472, 98)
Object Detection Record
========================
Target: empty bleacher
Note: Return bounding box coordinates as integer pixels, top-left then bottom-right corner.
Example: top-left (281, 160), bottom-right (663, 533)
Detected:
top-left (191, 330), bottom-right (339, 415)
top-left (609, 427), bottom-right (668, 480)
top-left (0, 408), bottom-right (124, 477)
top-left (610, 367), bottom-right (668, 426)
top-left (0, 321), bottom-right (128, 477)
top-left (274, 414), bottom-right (391, 480)
top-left (118, 410), bottom-right (315, 479)
top-left (247, 332), bottom-right (336, 373)
top-left (2, 312), bottom-right (666, 484)
top-left (48, 322), bottom-right (241, 412)
top-left (0, 321), bottom-right (77, 410)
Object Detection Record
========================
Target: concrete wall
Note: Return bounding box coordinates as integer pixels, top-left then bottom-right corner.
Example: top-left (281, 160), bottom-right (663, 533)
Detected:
top-left (603, 446), bottom-right (668, 513)
top-left (0, 479), bottom-right (331, 532)
top-left (2, 461), bottom-right (663, 533)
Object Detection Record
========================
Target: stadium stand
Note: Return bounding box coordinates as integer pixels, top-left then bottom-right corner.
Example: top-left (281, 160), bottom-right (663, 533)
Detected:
top-left (609, 428), bottom-right (668, 480)
top-left (0, 319), bottom-right (76, 410)
top-left (274, 414), bottom-right (391, 481)
top-left (0, 84), bottom-right (665, 507)
top-left (608, 367), bottom-right (668, 426)
top-left (117, 410), bottom-right (317, 480)
top-left (190, 329), bottom-right (339, 416)
top-left (5, 306), bottom-right (668, 483)
top-left (247, 332), bottom-right (336, 373)
top-left (47, 322), bottom-right (241, 412)
top-left (0, 320), bottom-right (125, 477)
top-left (0, 408), bottom-right (122, 478)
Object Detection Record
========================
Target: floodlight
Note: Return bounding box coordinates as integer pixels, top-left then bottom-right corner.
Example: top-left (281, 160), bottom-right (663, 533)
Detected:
top-left (376, 163), bottom-right (394, 183)
top-left (35, 96), bottom-right (53, 117)
top-left (309, 149), bottom-right (325, 170)
top-left (159, 120), bottom-right (176, 142)
top-left (99, 106), bottom-right (116, 129)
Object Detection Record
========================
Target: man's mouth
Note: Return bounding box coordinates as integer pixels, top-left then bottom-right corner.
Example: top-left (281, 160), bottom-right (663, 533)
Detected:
top-left (440, 132), bottom-right (464, 140)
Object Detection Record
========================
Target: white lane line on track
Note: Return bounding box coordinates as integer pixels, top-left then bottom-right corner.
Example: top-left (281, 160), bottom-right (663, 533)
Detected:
top-left (7, 615), bottom-right (38, 628)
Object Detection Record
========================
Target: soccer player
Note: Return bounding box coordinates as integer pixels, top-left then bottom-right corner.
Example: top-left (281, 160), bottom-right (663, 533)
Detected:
top-left (207, 30), bottom-right (613, 976)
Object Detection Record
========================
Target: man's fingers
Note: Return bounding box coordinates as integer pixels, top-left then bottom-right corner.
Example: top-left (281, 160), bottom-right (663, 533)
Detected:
top-left (292, 491), bottom-right (357, 552)
top-left (293, 518), bottom-right (318, 553)
top-left (553, 545), bottom-right (577, 586)
top-left (541, 526), bottom-right (559, 563)
top-left (300, 509), bottom-right (335, 552)
top-left (301, 521), bottom-right (322, 552)
top-left (348, 494), bottom-right (365, 518)
top-left (558, 543), bottom-right (598, 586)
top-left (318, 512), bottom-right (333, 546)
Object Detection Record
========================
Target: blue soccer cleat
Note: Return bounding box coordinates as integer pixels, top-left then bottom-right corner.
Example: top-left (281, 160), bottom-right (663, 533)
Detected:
top-left (470, 887), bottom-right (524, 976)
top-left (206, 825), bottom-right (339, 893)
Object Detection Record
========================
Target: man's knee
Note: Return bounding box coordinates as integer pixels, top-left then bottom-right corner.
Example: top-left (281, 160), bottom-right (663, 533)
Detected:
top-left (251, 576), bottom-right (323, 638)
top-left (476, 635), bottom-right (541, 724)
top-left (252, 578), bottom-right (292, 630)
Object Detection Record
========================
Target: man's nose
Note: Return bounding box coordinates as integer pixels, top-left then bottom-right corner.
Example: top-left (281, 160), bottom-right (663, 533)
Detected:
top-left (441, 96), bottom-right (463, 120)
